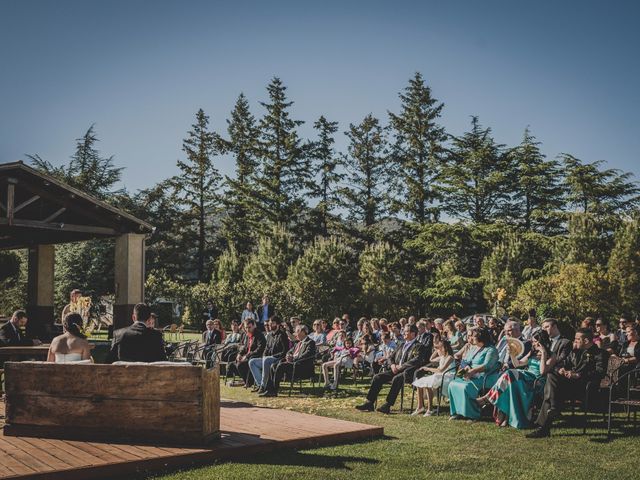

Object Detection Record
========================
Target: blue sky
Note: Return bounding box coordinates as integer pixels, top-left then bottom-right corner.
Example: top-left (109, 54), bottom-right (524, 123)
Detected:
top-left (1, 0), bottom-right (639, 192)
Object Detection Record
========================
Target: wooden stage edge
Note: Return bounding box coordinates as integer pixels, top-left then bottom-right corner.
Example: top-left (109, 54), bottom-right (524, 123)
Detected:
top-left (0, 400), bottom-right (384, 480)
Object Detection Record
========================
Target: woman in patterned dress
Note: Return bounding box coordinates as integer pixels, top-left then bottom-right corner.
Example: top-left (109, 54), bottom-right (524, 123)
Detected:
top-left (476, 330), bottom-right (555, 428)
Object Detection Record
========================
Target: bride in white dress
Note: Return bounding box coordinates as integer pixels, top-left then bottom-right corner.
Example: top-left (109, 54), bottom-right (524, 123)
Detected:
top-left (47, 313), bottom-right (93, 363)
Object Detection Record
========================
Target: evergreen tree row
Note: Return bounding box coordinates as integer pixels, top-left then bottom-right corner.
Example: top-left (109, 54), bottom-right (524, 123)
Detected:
top-left (4, 72), bottom-right (638, 323)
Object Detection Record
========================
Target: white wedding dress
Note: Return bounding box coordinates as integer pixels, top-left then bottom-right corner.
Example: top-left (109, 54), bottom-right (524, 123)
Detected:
top-left (54, 353), bottom-right (90, 364)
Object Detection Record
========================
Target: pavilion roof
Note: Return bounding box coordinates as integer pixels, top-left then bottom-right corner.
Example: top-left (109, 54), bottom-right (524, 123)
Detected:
top-left (0, 161), bottom-right (153, 250)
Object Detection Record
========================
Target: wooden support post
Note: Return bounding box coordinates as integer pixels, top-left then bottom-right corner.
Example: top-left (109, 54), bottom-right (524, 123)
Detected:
top-left (6, 177), bottom-right (16, 224)
top-left (26, 244), bottom-right (55, 341)
top-left (113, 233), bottom-right (146, 331)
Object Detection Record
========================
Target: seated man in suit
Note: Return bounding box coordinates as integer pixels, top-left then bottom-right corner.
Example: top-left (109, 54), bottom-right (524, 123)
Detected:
top-left (249, 315), bottom-right (290, 393)
top-left (0, 310), bottom-right (42, 347)
top-left (527, 327), bottom-right (607, 438)
top-left (106, 303), bottom-right (167, 363)
top-left (227, 319), bottom-right (266, 387)
top-left (260, 324), bottom-right (316, 397)
top-left (356, 324), bottom-right (427, 414)
top-left (416, 319), bottom-right (434, 349)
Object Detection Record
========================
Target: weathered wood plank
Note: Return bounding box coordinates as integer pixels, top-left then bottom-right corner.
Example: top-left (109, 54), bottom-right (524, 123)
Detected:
top-left (7, 437), bottom-right (74, 470)
top-left (4, 362), bottom-right (203, 402)
top-left (3, 362), bottom-right (220, 446)
top-left (6, 396), bottom-right (203, 431)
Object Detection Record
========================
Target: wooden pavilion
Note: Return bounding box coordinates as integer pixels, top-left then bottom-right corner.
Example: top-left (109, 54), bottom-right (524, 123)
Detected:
top-left (0, 161), bottom-right (153, 339)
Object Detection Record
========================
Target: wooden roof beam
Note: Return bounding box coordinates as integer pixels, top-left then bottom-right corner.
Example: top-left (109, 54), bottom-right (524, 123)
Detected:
top-left (13, 195), bottom-right (40, 214)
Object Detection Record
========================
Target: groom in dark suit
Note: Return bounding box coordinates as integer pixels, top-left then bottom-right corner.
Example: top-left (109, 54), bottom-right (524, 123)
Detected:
top-left (107, 303), bottom-right (167, 363)
top-left (356, 324), bottom-right (427, 414)
top-left (0, 310), bottom-right (42, 346)
top-left (527, 326), bottom-right (606, 438)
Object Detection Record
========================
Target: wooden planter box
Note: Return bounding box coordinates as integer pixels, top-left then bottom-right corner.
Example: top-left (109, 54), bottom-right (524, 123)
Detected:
top-left (3, 362), bottom-right (220, 446)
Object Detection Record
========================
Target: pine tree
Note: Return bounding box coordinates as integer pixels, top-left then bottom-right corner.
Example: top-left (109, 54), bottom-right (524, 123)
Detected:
top-left (308, 116), bottom-right (343, 236)
top-left (441, 116), bottom-right (514, 223)
top-left (561, 154), bottom-right (640, 217)
top-left (211, 245), bottom-right (246, 321)
top-left (342, 114), bottom-right (389, 227)
top-left (218, 94), bottom-right (260, 254)
top-left (480, 230), bottom-right (552, 310)
top-left (359, 242), bottom-right (411, 317)
top-left (555, 213), bottom-right (612, 267)
top-left (285, 237), bottom-right (358, 320)
top-left (241, 224), bottom-right (296, 310)
top-left (254, 78), bottom-right (309, 229)
top-left (125, 180), bottom-right (187, 278)
top-left (388, 72), bottom-right (447, 224)
top-left (172, 109), bottom-right (222, 281)
top-left (509, 127), bottom-right (566, 232)
top-left (27, 125), bottom-right (123, 200)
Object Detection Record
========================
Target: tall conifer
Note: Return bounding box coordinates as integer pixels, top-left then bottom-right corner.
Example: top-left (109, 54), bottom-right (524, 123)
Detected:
top-left (219, 94), bottom-right (260, 254)
top-left (509, 127), bottom-right (566, 233)
top-left (388, 72), bottom-right (447, 224)
top-left (341, 114), bottom-right (389, 227)
top-left (441, 116), bottom-right (514, 223)
top-left (172, 109), bottom-right (222, 281)
top-left (254, 78), bottom-right (309, 229)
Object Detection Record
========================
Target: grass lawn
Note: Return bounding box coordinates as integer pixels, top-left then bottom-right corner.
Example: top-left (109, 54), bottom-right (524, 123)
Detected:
top-left (146, 377), bottom-right (640, 480)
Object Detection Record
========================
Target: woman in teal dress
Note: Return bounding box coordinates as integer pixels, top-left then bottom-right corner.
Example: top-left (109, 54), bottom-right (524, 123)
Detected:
top-left (476, 330), bottom-right (555, 429)
top-left (448, 328), bottom-right (500, 420)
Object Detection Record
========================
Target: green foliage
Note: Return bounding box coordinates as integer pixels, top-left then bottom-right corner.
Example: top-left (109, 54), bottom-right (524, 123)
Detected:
top-left (308, 116), bottom-right (343, 237)
top-left (480, 230), bottom-right (553, 310)
top-left (255, 77), bottom-right (309, 229)
top-left (145, 269), bottom-right (186, 305)
top-left (388, 72), bottom-right (447, 224)
top-left (441, 116), bottom-right (514, 223)
top-left (509, 128), bottom-right (566, 233)
top-left (562, 154), bottom-right (640, 217)
top-left (359, 242), bottom-right (411, 317)
top-left (211, 245), bottom-right (246, 321)
top-left (219, 94), bottom-right (261, 254)
top-left (608, 216), bottom-right (640, 316)
top-left (513, 263), bottom-right (612, 324)
top-left (0, 250), bottom-right (27, 317)
top-left (241, 224), bottom-right (297, 313)
top-left (124, 181), bottom-right (188, 278)
top-left (171, 108), bottom-right (223, 281)
top-left (422, 259), bottom-right (481, 314)
top-left (286, 237), bottom-right (358, 321)
top-left (182, 283), bottom-right (214, 326)
top-left (555, 213), bottom-right (612, 267)
top-left (341, 114), bottom-right (390, 227)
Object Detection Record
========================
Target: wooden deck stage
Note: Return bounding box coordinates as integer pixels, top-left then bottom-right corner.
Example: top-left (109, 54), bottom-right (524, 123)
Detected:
top-left (0, 400), bottom-right (384, 480)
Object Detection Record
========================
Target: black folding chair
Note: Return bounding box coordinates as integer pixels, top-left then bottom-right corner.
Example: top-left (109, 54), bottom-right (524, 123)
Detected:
top-left (288, 359), bottom-right (317, 396)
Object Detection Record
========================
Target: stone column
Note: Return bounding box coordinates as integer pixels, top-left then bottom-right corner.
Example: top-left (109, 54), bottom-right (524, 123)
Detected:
top-left (113, 233), bottom-right (146, 331)
top-left (26, 244), bottom-right (55, 340)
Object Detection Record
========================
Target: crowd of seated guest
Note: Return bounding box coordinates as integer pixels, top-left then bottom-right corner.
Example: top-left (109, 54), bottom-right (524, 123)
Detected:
top-left (204, 305), bottom-right (640, 438)
top-left (22, 292), bottom-right (632, 438)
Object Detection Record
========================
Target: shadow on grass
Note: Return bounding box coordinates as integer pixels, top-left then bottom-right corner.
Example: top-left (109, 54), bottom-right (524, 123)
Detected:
top-left (230, 448), bottom-right (380, 469)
